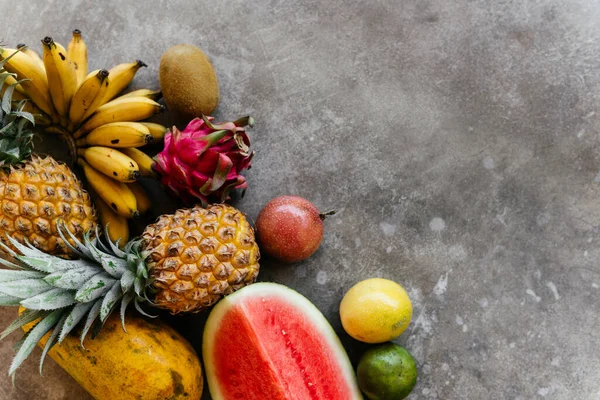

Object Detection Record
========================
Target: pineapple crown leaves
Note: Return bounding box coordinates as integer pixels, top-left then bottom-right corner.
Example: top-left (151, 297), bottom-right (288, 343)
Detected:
top-left (0, 223), bottom-right (156, 378)
top-left (0, 48), bottom-right (36, 168)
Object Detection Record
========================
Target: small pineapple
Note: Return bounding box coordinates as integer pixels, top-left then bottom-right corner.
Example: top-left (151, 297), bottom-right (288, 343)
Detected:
top-left (0, 63), bottom-right (97, 258)
top-left (0, 204), bottom-right (260, 376)
top-left (143, 204), bottom-right (261, 313)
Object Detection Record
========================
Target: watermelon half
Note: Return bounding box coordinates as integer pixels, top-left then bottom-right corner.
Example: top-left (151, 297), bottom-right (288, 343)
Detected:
top-left (203, 282), bottom-right (363, 400)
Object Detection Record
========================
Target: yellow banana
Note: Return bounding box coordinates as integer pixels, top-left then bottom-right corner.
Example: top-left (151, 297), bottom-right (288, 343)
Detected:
top-left (78, 146), bottom-right (141, 183)
top-left (119, 88), bottom-right (161, 101)
top-left (1, 75), bottom-right (20, 96)
top-left (4, 67), bottom-right (26, 95)
top-left (102, 60), bottom-right (147, 104)
top-left (16, 44), bottom-right (45, 72)
top-left (76, 121), bottom-right (153, 148)
top-left (74, 96), bottom-right (164, 138)
top-left (17, 99), bottom-right (52, 126)
top-left (120, 147), bottom-right (157, 178)
top-left (32, 112), bottom-right (53, 126)
top-left (140, 122), bottom-right (168, 140)
top-left (95, 196), bottom-right (129, 248)
top-left (78, 158), bottom-right (139, 219)
top-left (0, 47), bottom-right (55, 118)
top-left (127, 183), bottom-right (151, 214)
top-left (42, 36), bottom-right (78, 126)
top-left (68, 69), bottom-right (110, 129)
top-left (6, 89), bottom-right (53, 126)
top-left (30, 110), bottom-right (52, 126)
top-left (67, 29), bottom-right (88, 86)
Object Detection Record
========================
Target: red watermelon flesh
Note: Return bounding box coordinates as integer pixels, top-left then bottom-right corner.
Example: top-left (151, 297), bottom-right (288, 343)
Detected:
top-left (203, 283), bottom-right (363, 400)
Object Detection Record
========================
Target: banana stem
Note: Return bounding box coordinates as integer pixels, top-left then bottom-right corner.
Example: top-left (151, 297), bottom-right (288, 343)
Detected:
top-left (45, 126), bottom-right (78, 166)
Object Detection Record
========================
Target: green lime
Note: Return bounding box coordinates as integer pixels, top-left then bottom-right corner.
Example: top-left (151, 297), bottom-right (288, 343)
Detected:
top-left (356, 343), bottom-right (418, 400)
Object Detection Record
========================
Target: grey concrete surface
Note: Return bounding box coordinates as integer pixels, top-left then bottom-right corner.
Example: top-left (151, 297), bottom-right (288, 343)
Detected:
top-left (1, 0), bottom-right (599, 399)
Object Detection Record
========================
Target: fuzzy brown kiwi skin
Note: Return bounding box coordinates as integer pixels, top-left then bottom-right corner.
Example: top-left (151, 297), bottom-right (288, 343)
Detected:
top-left (159, 44), bottom-right (220, 119)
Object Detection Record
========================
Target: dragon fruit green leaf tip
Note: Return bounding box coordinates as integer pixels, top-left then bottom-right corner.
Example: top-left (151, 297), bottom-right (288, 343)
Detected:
top-left (153, 114), bottom-right (255, 206)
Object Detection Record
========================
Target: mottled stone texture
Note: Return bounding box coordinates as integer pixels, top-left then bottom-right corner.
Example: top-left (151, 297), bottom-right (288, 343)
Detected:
top-left (1, 0), bottom-right (599, 399)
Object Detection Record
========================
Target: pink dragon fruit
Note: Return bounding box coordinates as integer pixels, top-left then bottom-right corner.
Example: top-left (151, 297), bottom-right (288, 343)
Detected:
top-left (154, 115), bottom-right (254, 205)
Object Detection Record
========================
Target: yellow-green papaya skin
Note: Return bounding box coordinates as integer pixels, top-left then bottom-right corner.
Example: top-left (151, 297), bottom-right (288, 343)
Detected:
top-left (22, 311), bottom-right (203, 400)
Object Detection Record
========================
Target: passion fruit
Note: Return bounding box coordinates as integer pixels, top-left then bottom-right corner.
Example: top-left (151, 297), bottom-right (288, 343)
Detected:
top-left (255, 195), bottom-right (334, 263)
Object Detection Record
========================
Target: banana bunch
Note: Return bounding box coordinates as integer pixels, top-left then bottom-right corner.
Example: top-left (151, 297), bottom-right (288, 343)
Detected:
top-left (0, 30), bottom-right (169, 244)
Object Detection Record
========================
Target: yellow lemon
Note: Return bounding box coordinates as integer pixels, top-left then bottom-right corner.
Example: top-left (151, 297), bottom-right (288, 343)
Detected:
top-left (340, 278), bottom-right (412, 343)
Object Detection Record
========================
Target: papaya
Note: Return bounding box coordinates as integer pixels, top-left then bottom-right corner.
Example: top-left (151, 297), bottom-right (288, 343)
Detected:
top-left (22, 311), bottom-right (203, 400)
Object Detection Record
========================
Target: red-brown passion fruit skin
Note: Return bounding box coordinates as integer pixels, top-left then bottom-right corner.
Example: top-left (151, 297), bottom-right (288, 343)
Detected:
top-left (256, 196), bottom-right (325, 263)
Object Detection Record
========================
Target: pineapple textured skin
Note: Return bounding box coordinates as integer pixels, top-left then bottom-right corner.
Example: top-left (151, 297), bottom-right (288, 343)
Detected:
top-left (0, 156), bottom-right (97, 258)
top-left (141, 204), bottom-right (260, 313)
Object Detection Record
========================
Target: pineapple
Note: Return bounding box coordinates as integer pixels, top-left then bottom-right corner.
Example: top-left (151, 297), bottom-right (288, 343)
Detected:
top-left (143, 205), bottom-right (261, 313)
top-left (0, 204), bottom-right (260, 376)
top-left (0, 64), bottom-right (97, 259)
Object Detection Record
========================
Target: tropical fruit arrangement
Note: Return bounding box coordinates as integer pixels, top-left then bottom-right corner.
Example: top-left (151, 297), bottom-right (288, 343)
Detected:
top-left (0, 31), bottom-right (418, 400)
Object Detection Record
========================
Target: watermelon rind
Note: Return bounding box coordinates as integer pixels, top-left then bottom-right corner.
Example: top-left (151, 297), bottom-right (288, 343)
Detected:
top-left (203, 282), bottom-right (363, 400)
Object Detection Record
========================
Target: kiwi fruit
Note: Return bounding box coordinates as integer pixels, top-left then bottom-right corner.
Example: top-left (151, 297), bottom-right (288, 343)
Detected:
top-left (159, 44), bottom-right (219, 118)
